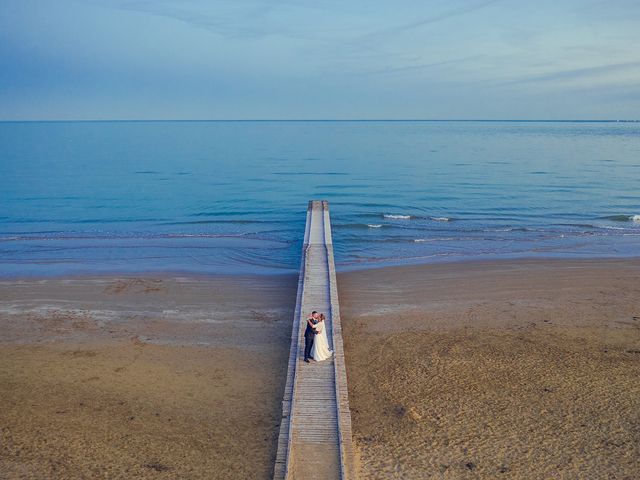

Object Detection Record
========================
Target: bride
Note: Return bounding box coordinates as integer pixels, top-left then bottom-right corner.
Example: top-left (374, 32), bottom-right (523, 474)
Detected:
top-left (311, 313), bottom-right (333, 361)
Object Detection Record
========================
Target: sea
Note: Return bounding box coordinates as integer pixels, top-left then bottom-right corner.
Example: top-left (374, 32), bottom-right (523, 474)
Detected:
top-left (1, 120), bottom-right (639, 277)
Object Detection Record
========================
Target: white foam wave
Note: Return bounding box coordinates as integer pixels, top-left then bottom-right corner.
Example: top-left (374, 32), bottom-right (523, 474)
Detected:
top-left (383, 214), bottom-right (411, 219)
top-left (429, 216), bottom-right (450, 222)
top-left (414, 237), bottom-right (456, 243)
top-left (631, 215), bottom-right (640, 223)
top-left (367, 224), bottom-right (382, 228)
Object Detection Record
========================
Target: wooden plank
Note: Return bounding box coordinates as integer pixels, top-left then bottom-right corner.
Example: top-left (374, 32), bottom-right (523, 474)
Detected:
top-left (273, 201), bottom-right (356, 480)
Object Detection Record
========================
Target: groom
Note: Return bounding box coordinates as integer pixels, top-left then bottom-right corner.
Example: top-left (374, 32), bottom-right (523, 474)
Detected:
top-left (304, 311), bottom-right (320, 363)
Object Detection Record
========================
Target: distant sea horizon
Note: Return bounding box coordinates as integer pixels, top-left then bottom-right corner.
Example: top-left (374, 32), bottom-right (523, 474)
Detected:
top-left (1, 119), bottom-right (639, 278)
top-left (2, 119), bottom-right (640, 123)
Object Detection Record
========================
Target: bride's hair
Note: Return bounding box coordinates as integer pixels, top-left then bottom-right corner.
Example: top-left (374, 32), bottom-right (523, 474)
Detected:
top-left (319, 313), bottom-right (326, 321)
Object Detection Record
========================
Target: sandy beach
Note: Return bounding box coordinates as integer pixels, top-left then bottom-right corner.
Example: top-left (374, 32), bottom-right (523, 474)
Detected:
top-left (1, 258), bottom-right (639, 479)
top-left (340, 258), bottom-right (640, 479)
top-left (0, 275), bottom-right (297, 479)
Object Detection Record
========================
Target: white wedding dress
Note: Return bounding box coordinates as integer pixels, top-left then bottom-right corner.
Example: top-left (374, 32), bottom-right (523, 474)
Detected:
top-left (311, 319), bottom-right (333, 361)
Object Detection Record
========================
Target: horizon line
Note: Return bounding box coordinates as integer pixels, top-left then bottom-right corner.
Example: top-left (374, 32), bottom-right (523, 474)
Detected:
top-left (1, 118), bottom-right (639, 123)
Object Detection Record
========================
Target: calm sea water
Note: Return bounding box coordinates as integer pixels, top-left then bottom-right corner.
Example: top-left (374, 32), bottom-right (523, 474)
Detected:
top-left (1, 121), bottom-right (639, 277)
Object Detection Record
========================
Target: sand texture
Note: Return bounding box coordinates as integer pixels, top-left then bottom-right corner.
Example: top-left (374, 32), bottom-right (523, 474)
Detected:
top-left (339, 259), bottom-right (640, 479)
top-left (2, 259), bottom-right (640, 479)
top-left (0, 275), bottom-right (296, 479)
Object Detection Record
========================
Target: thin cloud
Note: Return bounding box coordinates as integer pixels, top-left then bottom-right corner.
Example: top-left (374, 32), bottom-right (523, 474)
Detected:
top-left (118, 3), bottom-right (271, 39)
top-left (359, 55), bottom-right (480, 76)
top-left (340, 0), bottom-right (502, 66)
top-left (501, 60), bottom-right (640, 86)
top-left (356, 0), bottom-right (501, 42)
top-left (91, 0), bottom-right (352, 42)
top-left (90, 0), bottom-right (293, 40)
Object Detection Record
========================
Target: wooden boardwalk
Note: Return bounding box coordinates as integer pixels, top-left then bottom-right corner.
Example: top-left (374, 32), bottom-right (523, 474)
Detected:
top-left (273, 200), bottom-right (356, 480)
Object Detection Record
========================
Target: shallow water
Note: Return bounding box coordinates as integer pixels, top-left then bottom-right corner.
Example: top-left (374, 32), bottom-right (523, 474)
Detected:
top-left (1, 120), bottom-right (639, 276)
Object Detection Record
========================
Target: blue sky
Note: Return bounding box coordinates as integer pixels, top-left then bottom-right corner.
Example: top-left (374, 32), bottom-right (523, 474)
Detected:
top-left (1, 0), bottom-right (639, 119)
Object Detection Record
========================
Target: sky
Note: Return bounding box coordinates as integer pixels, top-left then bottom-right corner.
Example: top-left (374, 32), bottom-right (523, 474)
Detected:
top-left (1, 0), bottom-right (639, 120)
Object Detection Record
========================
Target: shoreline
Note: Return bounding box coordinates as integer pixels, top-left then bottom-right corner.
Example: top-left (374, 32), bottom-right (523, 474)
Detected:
top-left (1, 254), bottom-right (638, 283)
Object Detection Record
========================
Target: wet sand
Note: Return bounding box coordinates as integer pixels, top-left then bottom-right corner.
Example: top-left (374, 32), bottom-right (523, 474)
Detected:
top-left (339, 258), bottom-right (640, 479)
top-left (0, 275), bottom-right (297, 479)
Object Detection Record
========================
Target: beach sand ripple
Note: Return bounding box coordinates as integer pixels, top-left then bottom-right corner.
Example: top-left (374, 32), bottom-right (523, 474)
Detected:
top-left (341, 259), bottom-right (640, 479)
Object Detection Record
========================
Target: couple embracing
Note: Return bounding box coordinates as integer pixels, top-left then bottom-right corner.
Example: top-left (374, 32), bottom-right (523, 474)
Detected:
top-left (303, 310), bottom-right (333, 363)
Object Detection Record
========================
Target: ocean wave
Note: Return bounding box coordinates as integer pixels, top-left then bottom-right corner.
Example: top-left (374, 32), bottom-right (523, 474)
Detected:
top-left (381, 213), bottom-right (452, 222)
top-left (0, 232), bottom-right (259, 242)
top-left (189, 210), bottom-right (266, 217)
top-left (341, 252), bottom-right (467, 266)
top-left (162, 233), bottom-right (253, 239)
top-left (333, 223), bottom-right (389, 230)
top-left (159, 219), bottom-right (275, 225)
top-left (602, 214), bottom-right (640, 222)
top-left (556, 223), bottom-right (597, 229)
top-left (414, 237), bottom-right (456, 243)
top-left (484, 227), bottom-right (531, 232)
top-left (598, 225), bottom-right (626, 230)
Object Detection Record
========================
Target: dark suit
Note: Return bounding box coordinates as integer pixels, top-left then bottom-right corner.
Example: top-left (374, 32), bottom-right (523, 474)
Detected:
top-left (304, 318), bottom-right (318, 360)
